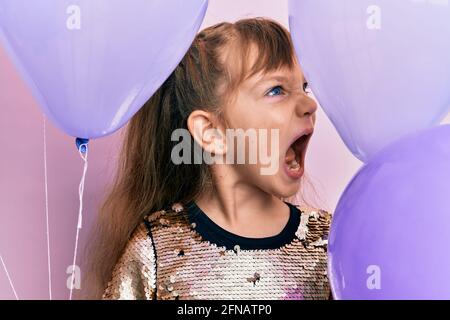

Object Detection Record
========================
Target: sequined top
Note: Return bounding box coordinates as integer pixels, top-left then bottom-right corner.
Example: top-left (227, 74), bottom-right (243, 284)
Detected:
top-left (103, 201), bottom-right (332, 300)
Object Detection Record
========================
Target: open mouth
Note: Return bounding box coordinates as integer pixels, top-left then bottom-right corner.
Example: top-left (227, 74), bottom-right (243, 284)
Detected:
top-left (284, 130), bottom-right (313, 179)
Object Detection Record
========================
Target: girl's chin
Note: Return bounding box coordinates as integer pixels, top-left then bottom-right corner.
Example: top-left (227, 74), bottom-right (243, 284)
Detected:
top-left (276, 177), bottom-right (302, 199)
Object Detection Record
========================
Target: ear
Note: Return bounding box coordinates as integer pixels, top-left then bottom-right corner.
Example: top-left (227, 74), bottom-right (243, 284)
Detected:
top-left (187, 110), bottom-right (227, 156)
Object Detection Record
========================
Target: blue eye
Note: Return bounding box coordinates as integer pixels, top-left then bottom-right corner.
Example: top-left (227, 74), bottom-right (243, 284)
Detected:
top-left (266, 85), bottom-right (284, 97)
top-left (303, 82), bottom-right (312, 94)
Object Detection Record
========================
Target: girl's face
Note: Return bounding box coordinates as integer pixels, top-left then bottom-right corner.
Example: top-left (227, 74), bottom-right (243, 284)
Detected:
top-left (222, 57), bottom-right (317, 198)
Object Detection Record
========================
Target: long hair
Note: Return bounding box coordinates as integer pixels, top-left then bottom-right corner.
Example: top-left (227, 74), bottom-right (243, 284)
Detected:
top-left (82, 18), bottom-right (316, 299)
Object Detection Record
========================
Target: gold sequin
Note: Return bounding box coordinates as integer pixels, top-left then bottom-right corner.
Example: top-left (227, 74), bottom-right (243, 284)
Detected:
top-left (247, 272), bottom-right (261, 286)
top-left (171, 203), bottom-right (184, 213)
top-left (103, 203), bottom-right (332, 300)
top-left (159, 218), bottom-right (170, 227)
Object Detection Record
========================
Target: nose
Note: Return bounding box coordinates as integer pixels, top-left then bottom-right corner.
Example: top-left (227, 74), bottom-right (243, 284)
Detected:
top-left (294, 92), bottom-right (318, 118)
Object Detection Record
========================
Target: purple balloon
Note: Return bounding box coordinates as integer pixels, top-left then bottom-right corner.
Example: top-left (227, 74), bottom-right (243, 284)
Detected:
top-left (289, 0), bottom-right (450, 162)
top-left (0, 0), bottom-right (208, 139)
top-left (329, 124), bottom-right (450, 299)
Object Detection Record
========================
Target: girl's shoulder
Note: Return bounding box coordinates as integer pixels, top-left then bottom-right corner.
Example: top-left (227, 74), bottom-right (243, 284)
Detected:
top-left (294, 204), bottom-right (332, 247)
top-left (103, 204), bottom-right (185, 299)
top-left (143, 203), bottom-right (190, 230)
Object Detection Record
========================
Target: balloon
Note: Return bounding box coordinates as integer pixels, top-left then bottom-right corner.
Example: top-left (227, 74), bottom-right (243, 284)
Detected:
top-left (329, 124), bottom-right (450, 299)
top-left (0, 0), bottom-right (208, 139)
top-left (289, 0), bottom-right (450, 162)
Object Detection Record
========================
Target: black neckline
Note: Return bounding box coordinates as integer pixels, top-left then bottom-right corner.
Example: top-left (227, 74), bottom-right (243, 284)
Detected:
top-left (186, 201), bottom-right (301, 250)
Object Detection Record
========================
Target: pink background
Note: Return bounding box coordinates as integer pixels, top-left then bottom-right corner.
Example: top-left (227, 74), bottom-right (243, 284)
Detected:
top-left (2, 0), bottom-right (446, 300)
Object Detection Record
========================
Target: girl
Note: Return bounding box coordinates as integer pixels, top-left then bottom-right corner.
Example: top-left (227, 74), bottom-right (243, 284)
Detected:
top-left (85, 18), bottom-right (332, 300)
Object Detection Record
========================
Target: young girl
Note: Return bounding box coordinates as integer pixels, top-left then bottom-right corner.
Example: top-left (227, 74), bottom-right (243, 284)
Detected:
top-left (85, 18), bottom-right (332, 300)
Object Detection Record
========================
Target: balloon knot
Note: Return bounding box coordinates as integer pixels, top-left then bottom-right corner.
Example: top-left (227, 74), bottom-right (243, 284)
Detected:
top-left (75, 138), bottom-right (89, 154)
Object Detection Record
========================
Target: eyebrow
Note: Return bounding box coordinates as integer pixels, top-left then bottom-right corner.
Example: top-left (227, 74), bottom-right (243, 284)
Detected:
top-left (253, 74), bottom-right (306, 89)
top-left (257, 75), bottom-right (289, 84)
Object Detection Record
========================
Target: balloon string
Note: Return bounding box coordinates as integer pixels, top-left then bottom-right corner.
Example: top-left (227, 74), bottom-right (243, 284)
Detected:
top-left (0, 254), bottom-right (19, 300)
top-left (43, 116), bottom-right (52, 300)
top-left (69, 143), bottom-right (88, 300)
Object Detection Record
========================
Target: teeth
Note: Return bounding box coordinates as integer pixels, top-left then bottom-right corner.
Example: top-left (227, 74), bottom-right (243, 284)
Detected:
top-left (288, 159), bottom-right (300, 170)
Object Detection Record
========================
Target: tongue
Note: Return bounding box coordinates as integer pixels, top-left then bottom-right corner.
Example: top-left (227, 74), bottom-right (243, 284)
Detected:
top-left (285, 146), bottom-right (296, 163)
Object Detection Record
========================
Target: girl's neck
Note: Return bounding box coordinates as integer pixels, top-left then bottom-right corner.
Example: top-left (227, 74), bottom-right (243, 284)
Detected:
top-left (194, 166), bottom-right (290, 238)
